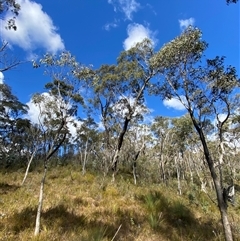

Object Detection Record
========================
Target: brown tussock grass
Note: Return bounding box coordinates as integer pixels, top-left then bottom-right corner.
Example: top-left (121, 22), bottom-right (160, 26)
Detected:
top-left (0, 165), bottom-right (239, 241)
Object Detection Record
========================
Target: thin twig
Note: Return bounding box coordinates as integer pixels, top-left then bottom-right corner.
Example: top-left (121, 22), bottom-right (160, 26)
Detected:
top-left (111, 224), bottom-right (122, 241)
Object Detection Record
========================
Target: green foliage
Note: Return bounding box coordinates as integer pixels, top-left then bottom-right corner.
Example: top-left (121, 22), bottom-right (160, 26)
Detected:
top-left (0, 83), bottom-right (30, 167)
top-left (143, 191), bottom-right (166, 230)
top-left (151, 27), bottom-right (207, 71)
top-left (81, 226), bottom-right (108, 241)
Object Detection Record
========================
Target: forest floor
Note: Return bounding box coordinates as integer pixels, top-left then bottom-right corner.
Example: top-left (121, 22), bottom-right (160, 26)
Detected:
top-left (0, 165), bottom-right (240, 241)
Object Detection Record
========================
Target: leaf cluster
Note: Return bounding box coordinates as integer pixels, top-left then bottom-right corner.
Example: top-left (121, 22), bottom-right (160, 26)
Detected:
top-left (0, 0), bottom-right (21, 30)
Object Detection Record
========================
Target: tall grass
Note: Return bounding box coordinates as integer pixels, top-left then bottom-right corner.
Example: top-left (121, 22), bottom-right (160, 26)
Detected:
top-left (0, 165), bottom-right (239, 240)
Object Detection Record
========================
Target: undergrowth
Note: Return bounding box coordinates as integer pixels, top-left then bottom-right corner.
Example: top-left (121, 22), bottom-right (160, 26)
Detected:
top-left (0, 165), bottom-right (239, 241)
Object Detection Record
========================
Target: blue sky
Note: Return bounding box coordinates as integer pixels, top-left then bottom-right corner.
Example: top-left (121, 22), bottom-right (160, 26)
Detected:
top-left (0, 0), bottom-right (239, 123)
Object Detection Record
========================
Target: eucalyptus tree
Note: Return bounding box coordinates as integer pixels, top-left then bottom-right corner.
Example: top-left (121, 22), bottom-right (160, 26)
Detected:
top-left (81, 64), bottom-right (119, 174)
top-left (151, 26), bottom-right (239, 241)
top-left (120, 122), bottom-right (151, 184)
top-left (0, 83), bottom-right (28, 167)
top-left (151, 114), bottom-right (197, 188)
top-left (32, 51), bottom-right (85, 235)
top-left (171, 115), bottom-right (199, 189)
top-left (21, 123), bottom-right (43, 185)
top-left (74, 116), bottom-right (99, 175)
top-left (215, 102), bottom-right (240, 180)
top-left (80, 39), bottom-right (157, 181)
top-left (151, 116), bottom-right (173, 183)
top-left (130, 124), bottom-right (149, 185)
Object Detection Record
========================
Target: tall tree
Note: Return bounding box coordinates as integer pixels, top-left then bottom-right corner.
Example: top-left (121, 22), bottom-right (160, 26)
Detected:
top-left (151, 26), bottom-right (239, 241)
top-left (21, 122), bottom-right (43, 185)
top-left (74, 116), bottom-right (98, 175)
top-left (33, 51), bottom-right (85, 235)
top-left (151, 116), bottom-right (173, 183)
top-left (0, 83), bottom-right (28, 167)
top-left (81, 39), bottom-right (156, 181)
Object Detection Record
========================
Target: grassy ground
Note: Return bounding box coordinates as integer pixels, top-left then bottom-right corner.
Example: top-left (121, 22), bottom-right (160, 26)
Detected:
top-left (0, 165), bottom-right (239, 241)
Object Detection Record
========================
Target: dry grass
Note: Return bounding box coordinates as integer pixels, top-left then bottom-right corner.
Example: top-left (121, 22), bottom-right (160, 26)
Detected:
top-left (0, 165), bottom-right (239, 241)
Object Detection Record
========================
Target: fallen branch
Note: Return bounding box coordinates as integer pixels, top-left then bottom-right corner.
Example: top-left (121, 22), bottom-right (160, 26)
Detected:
top-left (111, 224), bottom-right (122, 241)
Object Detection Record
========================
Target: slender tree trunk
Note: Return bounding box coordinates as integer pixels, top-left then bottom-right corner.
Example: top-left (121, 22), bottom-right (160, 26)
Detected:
top-left (82, 137), bottom-right (89, 175)
top-left (186, 154), bottom-right (193, 184)
top-left (158, 142), bottom-right (166, 183)
top-left (175, 156), bottom-right (182, 195)
top-left (21, 149), bottom-right (37, 186)
top-left (132, 158), bottom-right (137, 185)
top-left (34, 132), bottom-right (66, 235)
top-left (34, 164), bottom-right (47, 236)
top-left (194, 162), bottom-right (207, 193)
top-left (132, 142), bottom-right (145, 185)
top-left (112, 149), bottom-right (119, 182)
top-left (160, 160), bottom-right (166, 183)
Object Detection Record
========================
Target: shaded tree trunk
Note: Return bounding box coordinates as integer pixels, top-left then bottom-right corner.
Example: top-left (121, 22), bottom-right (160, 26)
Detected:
top-left (191, 115), bottom-right (233, 241)
top-left (111, 117), bottom-right (130, 182)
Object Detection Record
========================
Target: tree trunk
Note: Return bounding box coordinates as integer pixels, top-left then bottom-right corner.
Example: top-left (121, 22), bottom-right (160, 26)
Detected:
top-left (34, 164), bottom-right (47, 236)
top-left (132, 142), bottom-right (145, 185)
top-left (175, 156), bottom-right (182, 195)
top-left (160, 160), bottom-right (166, 183)
top-left (111, 117), bottom-right (130, 182)
top-left (215, 179), bottom-right (233, 241)
top-left (112, 149), bottom-right (119, 182)
top-left (21, 149), bottom-right (37, 186)
top-left (82, 137), bottom-right (89, 175)
top-left (191, 116), bottom-right (233, 241)
top-left (186, 154), bottom-right (193, 184)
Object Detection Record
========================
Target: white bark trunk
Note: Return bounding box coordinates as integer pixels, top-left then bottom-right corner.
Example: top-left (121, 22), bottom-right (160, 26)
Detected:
top-left (112, 149), bottom-right (119, 182)
top-left (175, 156), bottom-right (182, 195)
top-left (21, 149), bottom-right (37, 186)
top-left (82, 138), bottom-right (89, 175)
top-left (34, 166), bottom-right (47, 236)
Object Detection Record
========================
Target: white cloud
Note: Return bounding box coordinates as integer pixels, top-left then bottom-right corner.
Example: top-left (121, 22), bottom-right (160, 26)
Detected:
top-left (25, 93), bottom-right (82, 139)
top-left (163, 97), bottom-right (186, 111)
top-left (0, 0), bottom-right (65, 54)
top-left (123, 23), bottom-right (156, 50)
top-left (25, 92), bottom-right (56, 124)
top-left (0, 72), bottom-right (4, 84)
top-left (146, 4), bottom-right (157, 16)
top-left (217, 113), bottom-right (228, 123)
top-left (104, 19), bottom-right (119, 31)
top-left (179, 17), bottom-right (195, 31)
top-left (108, 0), bottom-right (140, 20)
top-left (212, 113), bottom-right (228, 127)
top-left (25, 96), bottom-right (41, 124)
top-left (112, 95), bottom-right (150, 120)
